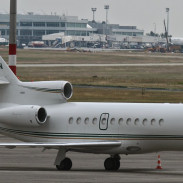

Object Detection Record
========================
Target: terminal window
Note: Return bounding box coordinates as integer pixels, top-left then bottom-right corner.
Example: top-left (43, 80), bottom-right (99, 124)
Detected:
top-left (33, 22), bottom-right (45, 27)
top-left (20, 22), bottom-right (32, 26)
top-left (46, 22), bottom-right (59, 27)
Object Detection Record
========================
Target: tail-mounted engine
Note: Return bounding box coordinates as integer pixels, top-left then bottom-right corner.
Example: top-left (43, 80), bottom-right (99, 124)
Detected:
top-left (22, 81), bottom-right (73, 100)
top-left (0, 105), bottom-right (47, 127)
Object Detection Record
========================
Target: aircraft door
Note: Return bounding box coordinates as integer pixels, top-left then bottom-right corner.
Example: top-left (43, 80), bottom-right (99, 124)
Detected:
top-left (99, 113), bottom-right (109, 130)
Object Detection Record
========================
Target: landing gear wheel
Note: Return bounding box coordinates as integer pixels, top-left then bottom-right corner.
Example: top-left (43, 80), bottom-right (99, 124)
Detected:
top-left (114, 159), bottom-right (120, 170)
top-left (56, 157), bottom-right (72, 171)
top-left (104, 157), bottom-right (120, 171)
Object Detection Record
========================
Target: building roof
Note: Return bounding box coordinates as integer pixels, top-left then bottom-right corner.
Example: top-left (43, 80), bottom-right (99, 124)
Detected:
top-left (0, 13), bottom-right (88, 23)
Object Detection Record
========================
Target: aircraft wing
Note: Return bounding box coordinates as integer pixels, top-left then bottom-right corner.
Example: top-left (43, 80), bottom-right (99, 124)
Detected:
top-left (0, 141), bottom-right (121, 149)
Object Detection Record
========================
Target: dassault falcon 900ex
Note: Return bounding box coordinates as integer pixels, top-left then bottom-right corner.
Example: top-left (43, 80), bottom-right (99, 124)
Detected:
top-left (1, 56), bottom-right (183, 171)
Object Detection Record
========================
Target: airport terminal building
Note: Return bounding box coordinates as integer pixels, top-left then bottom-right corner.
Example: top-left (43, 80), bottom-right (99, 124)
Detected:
top-left (0, 12), bottom-right (144, 47)
top-left (88, 21), bottom-right (144, 37)
top-left (0, 13), bottom-right (97, 45)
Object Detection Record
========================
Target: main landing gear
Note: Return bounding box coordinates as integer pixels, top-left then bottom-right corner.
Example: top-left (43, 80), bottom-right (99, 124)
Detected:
top-left (55, 149), bottom-right (72, 171)
top-left (104, 155), bottom-right (121, 171)
top-left (56, 157), bottom-right (72, 171)
top-left (55, 149), bottom-right (121, 171)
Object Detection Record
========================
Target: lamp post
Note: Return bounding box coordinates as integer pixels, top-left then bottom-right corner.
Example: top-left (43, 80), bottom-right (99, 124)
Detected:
top-left (91, 8), bottom-right (97, 23)
top-left (166, 8), bottom-right (170, 37)
top-left (104, 5), bottom-right (109, 24)
top-left (153, 23), bottom-right (156, 35)
top-left (104, 5), bottom-right (109, 39)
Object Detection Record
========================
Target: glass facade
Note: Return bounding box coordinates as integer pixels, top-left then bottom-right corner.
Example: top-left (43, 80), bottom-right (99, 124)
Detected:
top-left (20, 30), bottom-right (32, 36)
top-left (46, 22), bottom-right (59, 27)
top-left (46, 30), bottom-right (59, 34)
top-left (67, 22), bottom-right (86, 28)
top-left (33, 30), bottom-right (45, 36)
top-left (60, 22), bottom-right (65, 27)
top-left (33, 22), bottom-right (45, 27)
top-left (20, 22), bottom-right (32, 26)
top-left (0, 30), bottom-right (5, 35)
top-left (0, 22), bottom-right (9, 26)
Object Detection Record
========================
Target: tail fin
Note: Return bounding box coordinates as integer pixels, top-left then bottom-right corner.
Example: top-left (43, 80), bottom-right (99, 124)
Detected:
top-left (0, 56), bottom-right (19, 85)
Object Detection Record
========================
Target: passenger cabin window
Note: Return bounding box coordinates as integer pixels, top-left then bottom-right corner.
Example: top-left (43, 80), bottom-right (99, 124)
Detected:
top-left (159, 119), bottom-right (164, 126)
top-left (134, 118), bottom-right (139, 125)
top-left (69, 117), bottom-right (73, 124)
top-left (126, 118), bottom-right (131, 125)
top-left (143, 119), bottom-right (148, 126)
top-left (84, 118), bottom-right (89, 125)
top-left (118, 118), bottom-right (123, 125)
top-left (92, 118), bottom-right (97, 125)
top-left (151, 119), bottom-right (156, 126)
top-left (76, 117), bottom-right (81, 124)
top-left (110, 118), bottom-right (115, 125)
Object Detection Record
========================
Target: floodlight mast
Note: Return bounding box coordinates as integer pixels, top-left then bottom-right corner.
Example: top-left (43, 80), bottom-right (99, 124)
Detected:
top-left (9, 0), bottom-right (17, 75)
top-left (104, 5), bottom-right (109, 40)
top-left (91, 8), bottom-right (97, 22)
top-left (104, 5), bottom-right (109, 24)
top-left (166, 8), bottom-right (170, 37)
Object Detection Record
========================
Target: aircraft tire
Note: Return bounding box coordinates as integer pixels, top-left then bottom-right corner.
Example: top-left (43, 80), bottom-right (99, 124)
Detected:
top-left (104, 157), bottom-right (120, 171)
top-left (56, 157), bottom-right (72, 171)
top-left (114, 158), bottom-right (120, 170)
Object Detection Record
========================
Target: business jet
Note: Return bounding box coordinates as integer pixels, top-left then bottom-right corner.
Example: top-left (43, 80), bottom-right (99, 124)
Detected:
top-left (0, 38), bottom-right (8, 45)
top-left (170, 37), bottom-right (183, 46)
top-left (0, 56), bottom-right (183, 171)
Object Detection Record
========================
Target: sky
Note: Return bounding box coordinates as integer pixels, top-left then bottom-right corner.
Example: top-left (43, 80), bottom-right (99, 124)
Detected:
top-left (1, 0), bottom-right (183, 37)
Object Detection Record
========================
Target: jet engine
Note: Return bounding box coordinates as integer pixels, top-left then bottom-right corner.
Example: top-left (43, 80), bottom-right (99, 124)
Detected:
top-left (0, 105), bottom-right (47, 127)
top-left (22, 81), bottom-right (73, 100)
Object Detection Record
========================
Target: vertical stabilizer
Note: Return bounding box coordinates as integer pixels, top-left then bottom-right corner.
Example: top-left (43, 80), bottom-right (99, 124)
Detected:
top-left (0, 56), bottom-right (19, 84)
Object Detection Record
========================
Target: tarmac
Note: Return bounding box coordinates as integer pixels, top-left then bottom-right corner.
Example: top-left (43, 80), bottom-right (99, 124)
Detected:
top-left (0, 135), bottom-right (183, 183)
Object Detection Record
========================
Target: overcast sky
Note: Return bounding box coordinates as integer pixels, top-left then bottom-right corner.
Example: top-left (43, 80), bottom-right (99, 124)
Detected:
top-left (1, 0), bottom-right (183, 37)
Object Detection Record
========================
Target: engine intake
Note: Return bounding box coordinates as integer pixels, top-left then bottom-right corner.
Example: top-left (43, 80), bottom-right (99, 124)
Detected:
top-left (63, 82), bottom-right (73, 99)
top-left (36, 107), bottom-right (47, 124)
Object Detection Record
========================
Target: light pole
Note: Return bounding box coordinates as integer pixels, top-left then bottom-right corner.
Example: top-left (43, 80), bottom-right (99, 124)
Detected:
top-left (104, 5), bottom-right (109, 39)
top-left (91, 8), bottom-right (97, 23)
top-left (166, 8), bottom-right (170, 37)
top-left (153, 23), bottom-right (156, 35)
top-left (104, 5), bottom-right (109, 24)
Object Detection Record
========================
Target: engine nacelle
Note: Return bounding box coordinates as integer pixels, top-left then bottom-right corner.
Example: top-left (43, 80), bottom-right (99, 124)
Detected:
top-left (0, 105), bottom-right (47, 127)
top-left (22, 81), bottom-right (73, 100)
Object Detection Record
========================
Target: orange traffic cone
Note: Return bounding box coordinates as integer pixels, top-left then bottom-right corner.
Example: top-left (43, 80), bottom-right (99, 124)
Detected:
top-left (156, 155), bottom-right (162, 169)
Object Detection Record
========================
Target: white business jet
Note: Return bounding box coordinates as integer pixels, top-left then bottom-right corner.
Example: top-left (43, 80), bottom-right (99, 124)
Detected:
top-left (0, 56), bottom-right (183, 171)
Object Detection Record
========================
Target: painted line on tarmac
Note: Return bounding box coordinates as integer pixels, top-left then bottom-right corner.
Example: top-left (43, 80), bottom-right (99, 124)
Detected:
top-left (17, 63), bottom-right (183, 67)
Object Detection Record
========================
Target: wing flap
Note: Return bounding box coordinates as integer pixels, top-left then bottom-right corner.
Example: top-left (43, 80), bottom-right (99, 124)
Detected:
top-left (0, 141), bottom-right (121, 149)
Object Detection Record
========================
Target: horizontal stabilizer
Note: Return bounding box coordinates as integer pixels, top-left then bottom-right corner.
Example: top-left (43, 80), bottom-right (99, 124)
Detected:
top-left (0, 77), bottom-right (10, 85)
top-left (0, 141), bottom-right (121, 149)
top-left (0, 81), bottom-right (9, 85)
